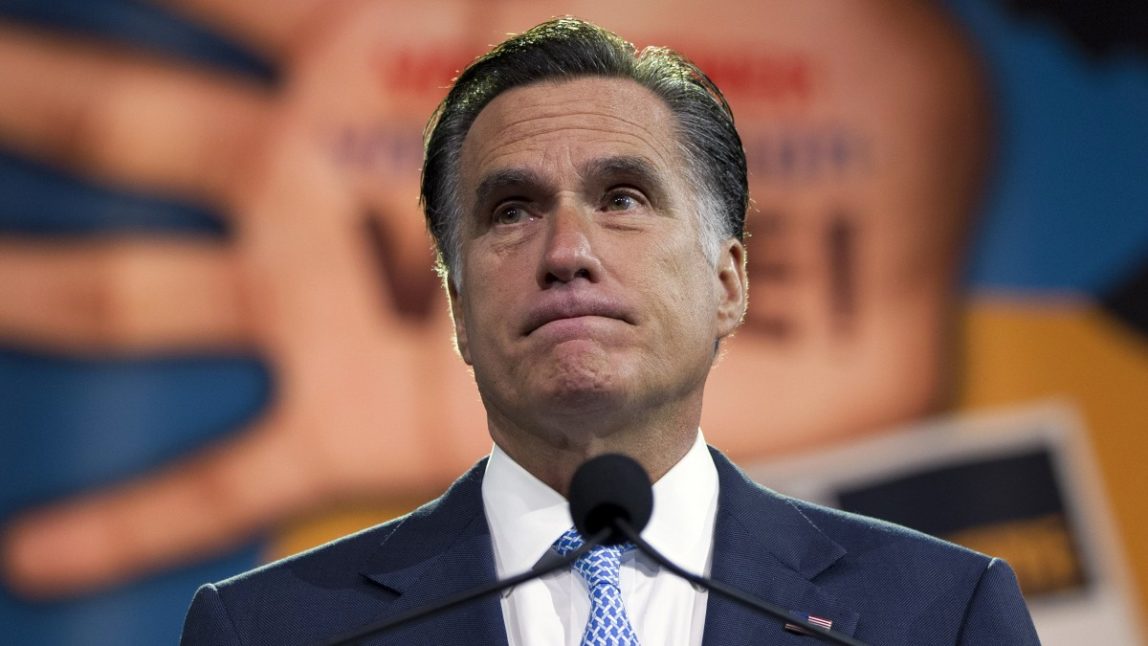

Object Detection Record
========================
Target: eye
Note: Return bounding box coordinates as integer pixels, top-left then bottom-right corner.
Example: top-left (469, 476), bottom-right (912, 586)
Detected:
top-left (603, 189), bottom-right (645, 212)
top-left (493, 203), bottom-right (530, 225)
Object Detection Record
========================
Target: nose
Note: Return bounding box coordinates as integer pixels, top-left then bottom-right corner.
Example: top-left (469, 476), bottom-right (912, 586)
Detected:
top-left (538, 204), bottom-right (604, 288)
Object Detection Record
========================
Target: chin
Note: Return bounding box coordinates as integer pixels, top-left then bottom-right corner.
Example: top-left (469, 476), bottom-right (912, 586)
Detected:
top-left (536, 363), bottom-right (630, 413)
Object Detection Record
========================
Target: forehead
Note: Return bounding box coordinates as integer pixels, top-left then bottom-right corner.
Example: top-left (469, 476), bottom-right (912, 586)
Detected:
top-left (459, 77), bottom-right (682, 189)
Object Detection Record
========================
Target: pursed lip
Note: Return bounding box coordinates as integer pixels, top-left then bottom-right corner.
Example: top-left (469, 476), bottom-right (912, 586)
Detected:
top-left (521, 294), bottom-right (635, 336)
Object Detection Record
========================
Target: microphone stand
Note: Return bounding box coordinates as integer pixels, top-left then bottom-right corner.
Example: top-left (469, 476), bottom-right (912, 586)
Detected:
top-left (615, 518), bottom-right (869, 646)
top-left (318, 527), bottom-right (611, 646)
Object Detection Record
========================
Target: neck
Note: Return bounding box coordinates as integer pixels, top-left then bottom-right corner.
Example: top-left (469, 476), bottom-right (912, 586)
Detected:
top-left (487, 403), bottom-right (701, 497)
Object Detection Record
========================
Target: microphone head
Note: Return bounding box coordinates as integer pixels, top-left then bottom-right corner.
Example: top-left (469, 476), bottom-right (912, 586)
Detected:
top-left (568, 454), bottom-right (653, 545)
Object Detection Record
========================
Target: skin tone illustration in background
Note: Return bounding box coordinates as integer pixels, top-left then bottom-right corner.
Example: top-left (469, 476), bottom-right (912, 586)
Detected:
top-left (0, 0), bottom-right (987, 598)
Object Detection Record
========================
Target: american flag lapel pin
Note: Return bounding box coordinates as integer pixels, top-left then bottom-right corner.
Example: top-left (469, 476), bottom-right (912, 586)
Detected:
top-left (784, 611), bottom-right (834, 636)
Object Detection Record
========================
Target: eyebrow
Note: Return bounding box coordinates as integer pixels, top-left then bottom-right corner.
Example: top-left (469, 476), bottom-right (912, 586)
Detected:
top-left (579, 155), bottom-right (667, 192)
top-left (470, 155), bottom-right (671, 212)
top-left (472, 168), bottom-right (548, 212)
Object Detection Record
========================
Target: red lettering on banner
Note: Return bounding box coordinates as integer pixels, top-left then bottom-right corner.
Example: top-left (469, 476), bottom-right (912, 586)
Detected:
top-left (372, 44), bottom-right (813, 102)
top-left (686, 50), bottom-right (813, 103)
top-left (373, 46), bottom-right (483, 95)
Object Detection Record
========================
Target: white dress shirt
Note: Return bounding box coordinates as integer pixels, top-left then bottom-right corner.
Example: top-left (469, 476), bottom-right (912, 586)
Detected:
top-left (482, 431), bottom-right (719, 646)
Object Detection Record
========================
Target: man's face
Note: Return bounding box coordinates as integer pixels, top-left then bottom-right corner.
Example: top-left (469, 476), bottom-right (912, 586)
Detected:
top-left (450, 76), bottom-right (746, 441)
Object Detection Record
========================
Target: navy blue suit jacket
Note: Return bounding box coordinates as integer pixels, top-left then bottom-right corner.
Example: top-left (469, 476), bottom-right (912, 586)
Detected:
top-left (181, 448), bottom-right (1040, 645)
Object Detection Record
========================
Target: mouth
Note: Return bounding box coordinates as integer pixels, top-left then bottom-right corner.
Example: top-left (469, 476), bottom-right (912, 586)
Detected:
top-left (522, 296), bottom-right (634, 336)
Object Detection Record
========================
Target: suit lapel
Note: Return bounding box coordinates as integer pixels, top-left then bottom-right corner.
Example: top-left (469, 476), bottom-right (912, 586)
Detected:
top-left (703, 449), bottom-right (860, 645)
top-left (357, 460), bottom-right (509, 645)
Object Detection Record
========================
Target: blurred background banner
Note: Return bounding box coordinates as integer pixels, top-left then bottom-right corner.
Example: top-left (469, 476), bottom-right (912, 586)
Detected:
top-left (0, 1), bottom-right (1145, 644)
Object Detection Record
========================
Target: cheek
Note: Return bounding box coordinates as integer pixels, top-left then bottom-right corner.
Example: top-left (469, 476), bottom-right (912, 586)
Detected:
top-left (460, 279), bottom-right (516, 353)
top-left (642, 257), bottom-right (719, 340)
top-left (664, 240), bottom-right (719, 301)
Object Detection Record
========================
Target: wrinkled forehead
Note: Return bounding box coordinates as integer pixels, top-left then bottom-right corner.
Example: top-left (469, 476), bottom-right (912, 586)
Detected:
top-left (458, 77), bottom-right (684, 198)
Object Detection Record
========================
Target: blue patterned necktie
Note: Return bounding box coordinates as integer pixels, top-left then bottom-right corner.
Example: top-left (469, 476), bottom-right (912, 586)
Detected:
top-left (553, 527), bottom-right (641, 646)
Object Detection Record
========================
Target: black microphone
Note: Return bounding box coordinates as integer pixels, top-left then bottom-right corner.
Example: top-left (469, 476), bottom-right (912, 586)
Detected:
top-left (569, 454), bottom-right (869, 646)
top-left (568, 452), bottom-right (654, 546)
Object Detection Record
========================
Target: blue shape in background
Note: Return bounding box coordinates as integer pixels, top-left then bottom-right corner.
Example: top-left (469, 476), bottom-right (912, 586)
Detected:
top-left (0, 352), bottom-right (269, 646)
top-left (950, 0), bottom-right (1148, 294)
top-left (0, 1), bottom-right (274, 643)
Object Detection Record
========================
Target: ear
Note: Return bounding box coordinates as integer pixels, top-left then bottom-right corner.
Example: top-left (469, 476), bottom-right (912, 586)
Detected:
top-left (714, 238), bottom-right (748, 339)
top-left (447, 278), bottom-right (473, 365)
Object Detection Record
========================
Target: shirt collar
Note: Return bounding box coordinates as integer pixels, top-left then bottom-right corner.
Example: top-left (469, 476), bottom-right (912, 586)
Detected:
top-left (482, 431), bottom-right (719, 578)
top-left (643, 431), bottom-right (719, 575)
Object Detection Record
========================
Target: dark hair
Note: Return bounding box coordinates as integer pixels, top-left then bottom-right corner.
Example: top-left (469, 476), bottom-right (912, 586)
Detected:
top-left (420, 17), bottom-right (748, 282)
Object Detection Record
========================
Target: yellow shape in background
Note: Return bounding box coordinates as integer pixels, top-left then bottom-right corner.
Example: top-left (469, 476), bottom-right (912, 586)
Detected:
top-left (959, 297), bottom-right (1148, 625)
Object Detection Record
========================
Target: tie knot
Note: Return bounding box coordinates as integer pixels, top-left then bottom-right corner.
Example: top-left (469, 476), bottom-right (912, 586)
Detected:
top-left (553, 527), bottom-right (634, 589)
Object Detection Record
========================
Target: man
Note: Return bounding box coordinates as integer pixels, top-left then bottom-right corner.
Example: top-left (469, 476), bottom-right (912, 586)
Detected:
top-left (181, 18), bottom-right (1039, 645)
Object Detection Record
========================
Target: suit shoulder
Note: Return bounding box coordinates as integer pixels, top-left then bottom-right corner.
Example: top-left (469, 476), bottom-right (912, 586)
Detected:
top-left (786, 495), bottom-right (1038, 643)
top-left (213, 509), bottom-right (408, 596)
top-left (182, 462), bottom-right (491, 645)
top-left (210, 460), bottom-right (487, 596)
top-left (182, 519), bottom-right (406, 645)
top-left (711, 447), bottom-right (992, 572)
top-left (785, 493), bottom-right (993, 570)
